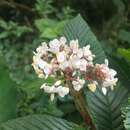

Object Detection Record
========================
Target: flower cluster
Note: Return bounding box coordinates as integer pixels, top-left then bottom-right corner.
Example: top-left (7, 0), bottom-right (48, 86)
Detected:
top-left (32, 37), bottom-right (118, 100)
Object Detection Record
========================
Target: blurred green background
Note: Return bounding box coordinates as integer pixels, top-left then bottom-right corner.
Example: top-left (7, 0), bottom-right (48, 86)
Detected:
top-left (0, 0), bottom-right (130, 125)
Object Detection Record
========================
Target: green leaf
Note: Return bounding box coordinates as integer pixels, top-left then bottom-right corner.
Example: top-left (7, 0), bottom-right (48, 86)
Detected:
top-left (63, 14), bottom-right (106, 64)
top-left (122, 98), bottom-right (130, 130)
top-left (63, 15), bottom-right (128, 130)
top-left (85, 84), bottom-right (128, 130)
top-left (20, 78), bottom-right (43, 98)
top-left (123, 110), bottom-right (130, 129)
top-left (118, 30), bottom-right (130, 44)
top-left (40, 28), bottom-right (58, 39)
top-left (35, 19), bottom-right (67, 39)
top-left (0, 20), bottom-right (8, 28)
top-left (0, 114), bottom-right (84, 130)
top-left (35, 19), bottom-right (57, 33)
top-left (117, 48), bottom-right (130, 62)
top-left (0, 55), bottom-right (17, 123)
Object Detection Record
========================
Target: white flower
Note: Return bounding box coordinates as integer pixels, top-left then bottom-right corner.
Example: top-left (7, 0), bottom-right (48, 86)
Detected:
top-left (57, 86), bottom-right (69, 97)
top-left (72, 78), bottom-right (85, 91)
top-left (32, 55), bottom-right (46, 77)
top-left (64, 44), bottom-right (71, 54)
top-left (71, 55), bottom-right (87, 71)
top-left (70, 55), bottom-right (80, 68)
top-left (59, 61), bottom-right (69, 70)
top-left (101, 59), bottom-right (118, 89)
top-left (83, 45), bottom-right (95, 61)
top-left (41, 84), bottom-right (56, 93)
top-left (41, 84), bottom-right (57, 101)
top-left (56, 51), bottom-right (66, 63)
top-left (70, 40), bottom-right (79, 53)
top-left (43, 64), bottom-right (52, 75)
top-left (37, 59), bottom-right (48, 70)
top-left (78, 59), bottom-right (88, 71)
top-left (102, 78), bottom-right (118, 89)
top-left (33, 37), bottom-right (118, 100)
top-left (77, 48), bottom-right (83, 58)
top-left (41, 82), bottom-right (69, 100)
top-left (69, 54), bottom-right (88, 71)
top-left (33, 55), bottom-right (52, 76)
top-left (60, 36), bottom-right (66, 46)
top-left (32, 64), bottom-right (43, 78)
top-left (36, 42), bottom-right (48, 56)
top-left (54, 80), bottom-right (62, 86)
top-left (49, 39), bottom-right (60, 53)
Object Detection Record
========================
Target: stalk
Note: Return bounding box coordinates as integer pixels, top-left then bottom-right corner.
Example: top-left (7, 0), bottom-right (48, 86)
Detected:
top-left (67, 81), bottom-right (96, 130)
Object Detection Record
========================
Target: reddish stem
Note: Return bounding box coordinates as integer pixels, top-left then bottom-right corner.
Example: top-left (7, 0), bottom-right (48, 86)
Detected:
top-left (67, 81), bottom-right (95, 130)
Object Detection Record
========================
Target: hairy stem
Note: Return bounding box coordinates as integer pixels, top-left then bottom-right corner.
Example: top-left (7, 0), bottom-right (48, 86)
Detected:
top-left (68, 81), bottom-right (95, 130)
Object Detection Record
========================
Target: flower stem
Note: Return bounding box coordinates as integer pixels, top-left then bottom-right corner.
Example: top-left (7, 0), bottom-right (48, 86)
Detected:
top-left (68, 81), bottom-right (95, 130)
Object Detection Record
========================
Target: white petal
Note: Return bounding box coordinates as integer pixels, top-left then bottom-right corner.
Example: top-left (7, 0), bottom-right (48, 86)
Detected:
top-left (60, 37), bottom-right (66, 45)
top-left (83, 45), bottom-right (92, 56)
top-left (38, 59), bottom-right (47, 69)
top-left (79, 59), bottom-right (87, 71)
top-left (49, 39), bottom-right (60, 53)
top-left (70, 40), bottom-right (79, 53)
top-left (105, 59), bottom-right (109, 66)
top-left (72, 78), bottom-right (85, 91)
top-left (43, 86), bottom-right (52, 93)
top-left (43, 64), bottom-right (52, 75)
top-left (55, 80), bottom-right (62, 86)
top-left (73, 85), bottom-right (82, 91)
top-left (50, 94), bottom-right (55, 101)
top-left (79, 79), bottom-right (85, 85)
top-left (57, 86), bottom-right (69, 97)
top-left (72, 80), bottom-right (78, 86)
top-left (77, 48), bottom-right (83, 58)
top-left (109, 69), bottom-right (117, 76)
top-left (59, 61), bottom-right (69, 70)
top-left (72, 71), bottom-right (76, 76)
top-left (56, 51), bottom-right (66, 63)
top-left (102, 87), bottom-right (107, 95)
top-left (87, 56), bottom-right (93, 61)
top-left (40, 83), bottom-right (46, 89)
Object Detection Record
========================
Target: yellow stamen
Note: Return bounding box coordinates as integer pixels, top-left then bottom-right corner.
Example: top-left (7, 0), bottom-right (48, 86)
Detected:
top-left (88, 83), bottom-right (96, 92)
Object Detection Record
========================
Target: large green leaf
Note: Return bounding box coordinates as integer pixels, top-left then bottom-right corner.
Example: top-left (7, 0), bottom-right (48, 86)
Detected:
top-left (63, 15), bottom-right (128, 130)
top-left (86, 84), bottom-right (128, 130)
top-left (0, 55), bottom-right (17, 123)
top-left (0, 114), bottom-right (85, 130)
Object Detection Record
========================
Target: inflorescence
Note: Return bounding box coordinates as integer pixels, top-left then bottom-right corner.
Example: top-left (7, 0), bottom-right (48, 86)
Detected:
top-left (32, 37), bottom-right (118, 100)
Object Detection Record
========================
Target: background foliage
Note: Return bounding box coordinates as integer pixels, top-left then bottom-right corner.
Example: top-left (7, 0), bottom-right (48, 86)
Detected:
top-left (0, 0), bottom-right (130, 130)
